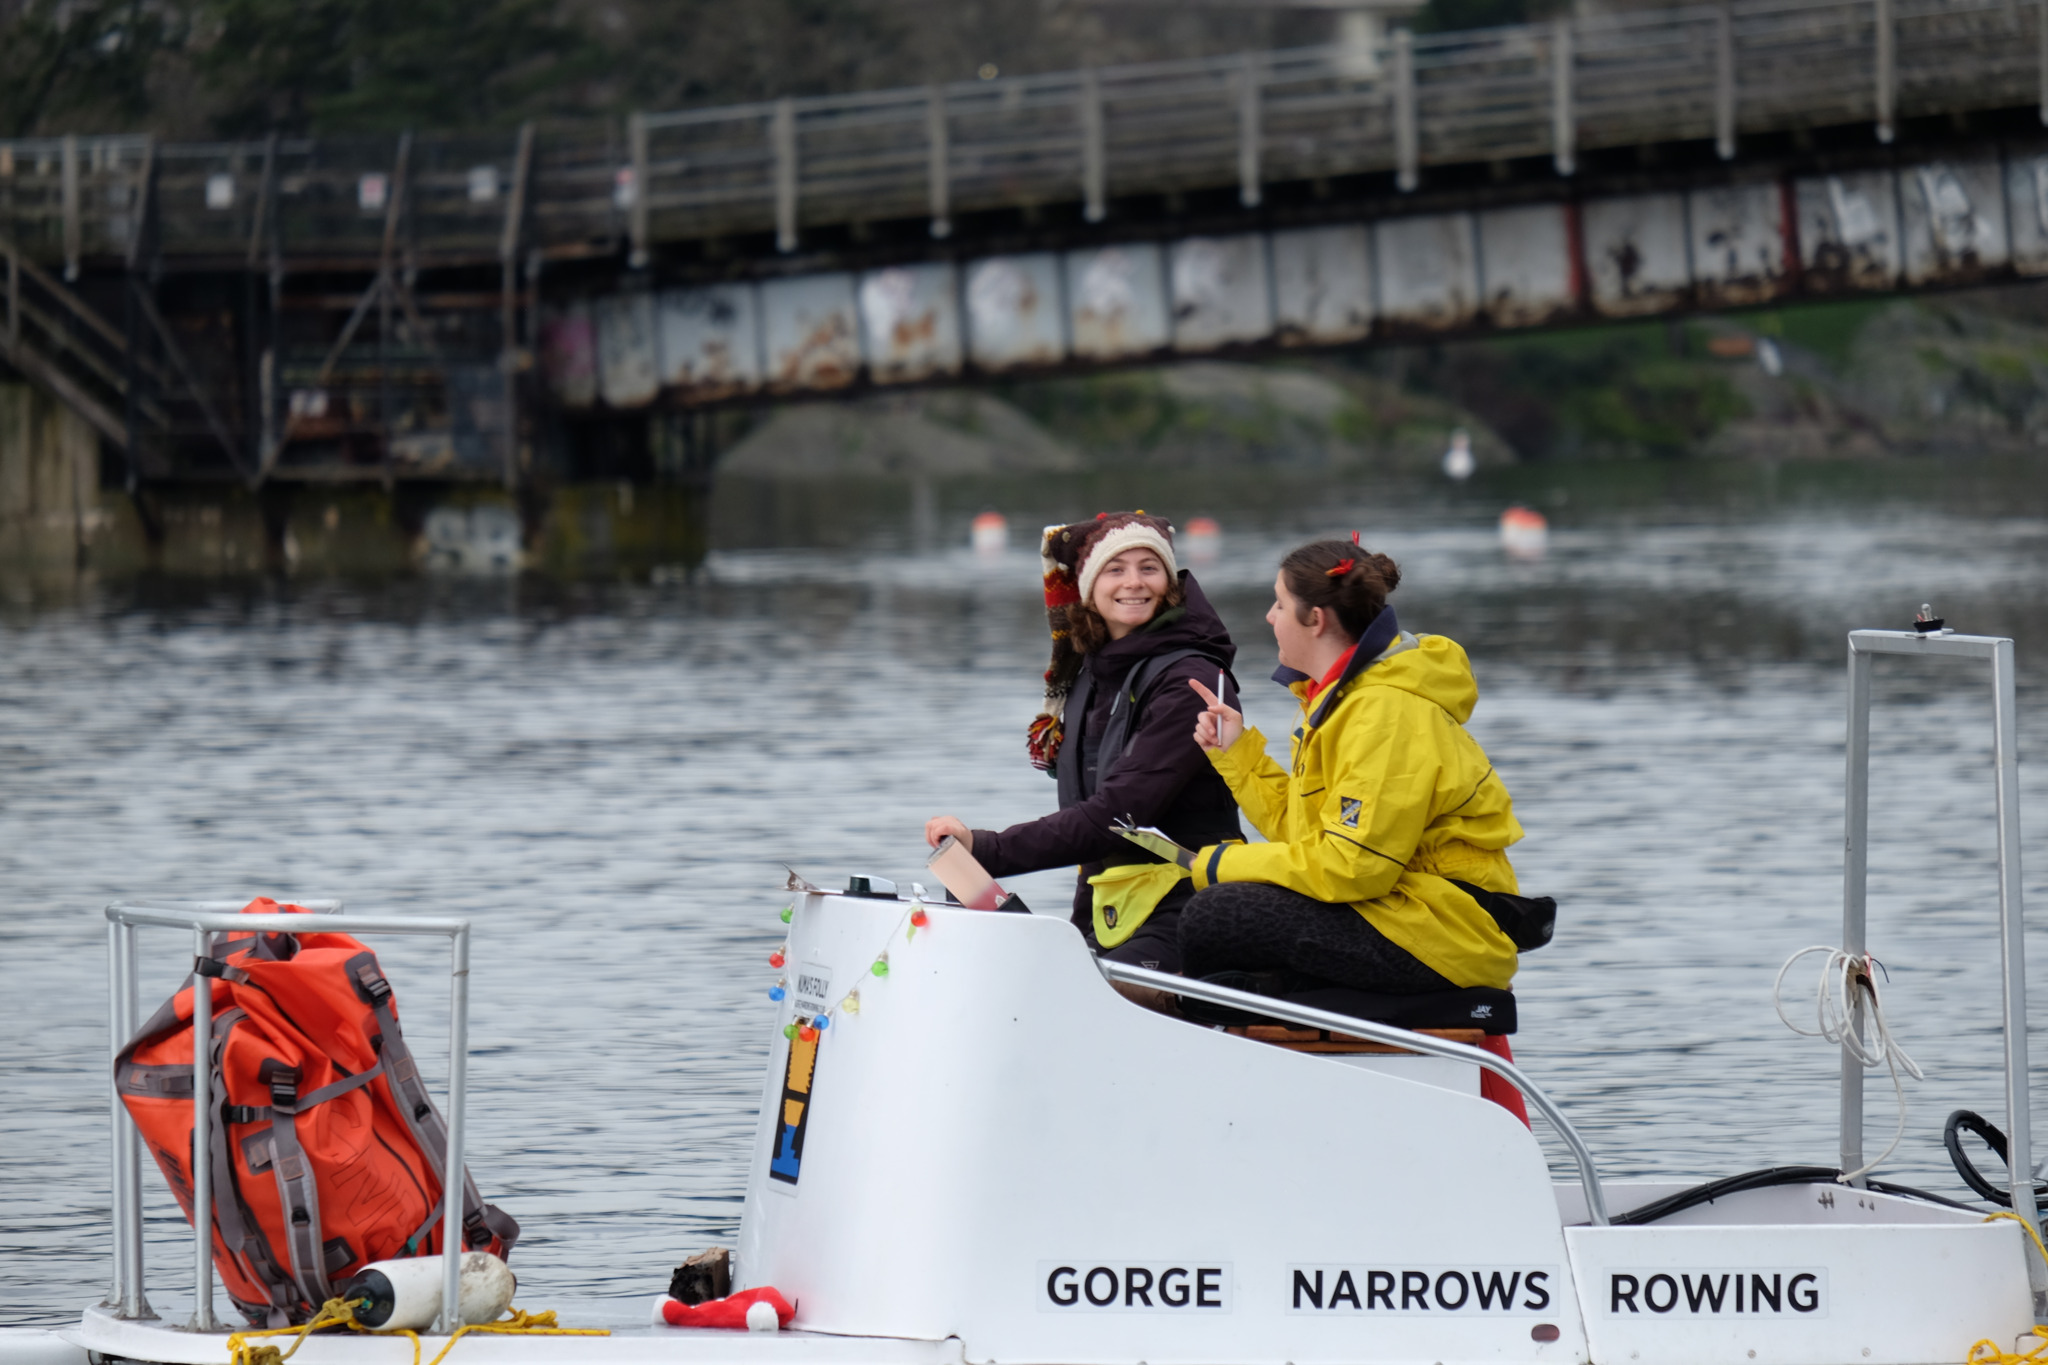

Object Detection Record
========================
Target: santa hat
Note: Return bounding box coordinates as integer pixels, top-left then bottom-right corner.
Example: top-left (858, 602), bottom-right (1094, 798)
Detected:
top-left (1026, 512), bottom-right (1178, 771)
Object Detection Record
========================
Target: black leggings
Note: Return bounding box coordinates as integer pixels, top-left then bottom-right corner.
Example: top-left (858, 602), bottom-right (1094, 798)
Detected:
top-left (1084, 906), bottom-right (1183, 974)
top-left (1178, 882), bottom-right (1454, 994)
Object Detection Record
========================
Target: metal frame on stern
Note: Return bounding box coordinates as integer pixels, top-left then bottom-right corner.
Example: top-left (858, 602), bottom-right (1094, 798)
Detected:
top-left (103, 899), bottom-right (476, 1335)
top-left (1842, 630), bottom-right (2041, 1305)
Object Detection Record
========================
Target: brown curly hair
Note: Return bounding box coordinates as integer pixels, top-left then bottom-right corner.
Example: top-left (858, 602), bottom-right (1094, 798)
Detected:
top-left (1278, 540), bottom-right (1400, 640)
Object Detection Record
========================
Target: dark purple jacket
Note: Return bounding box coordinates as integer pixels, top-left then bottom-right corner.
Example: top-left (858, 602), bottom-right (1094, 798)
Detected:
top-left (974, 573), bottom-right (1245, 925)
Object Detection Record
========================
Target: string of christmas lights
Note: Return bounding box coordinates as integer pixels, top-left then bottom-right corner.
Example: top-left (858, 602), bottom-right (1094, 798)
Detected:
top-left (765, 898), bottom-right (937, 1041)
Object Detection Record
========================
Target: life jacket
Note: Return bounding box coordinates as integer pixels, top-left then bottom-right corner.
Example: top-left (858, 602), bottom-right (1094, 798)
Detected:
top-left (114, 899), bottom-right (519, 1327)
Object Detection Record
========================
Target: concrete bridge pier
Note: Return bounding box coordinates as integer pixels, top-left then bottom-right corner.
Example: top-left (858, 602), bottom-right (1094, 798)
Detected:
top-left (0, 380), bottom-right (717, 582)
top-left (0, 382), bottom-right (105, 575)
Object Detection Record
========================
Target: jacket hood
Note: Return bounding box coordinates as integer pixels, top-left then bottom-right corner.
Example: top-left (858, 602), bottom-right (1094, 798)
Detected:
top-left (1087, 571), bottom-right (1236, 681)
top-left (1281, 608), bottom-right (1478, 727)
top-left (1362, 633), bottom-right (1479, 725)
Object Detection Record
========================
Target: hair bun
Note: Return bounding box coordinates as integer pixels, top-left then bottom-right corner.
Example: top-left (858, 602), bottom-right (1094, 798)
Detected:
top-left (1370, 552), bottom-right (1400, 593)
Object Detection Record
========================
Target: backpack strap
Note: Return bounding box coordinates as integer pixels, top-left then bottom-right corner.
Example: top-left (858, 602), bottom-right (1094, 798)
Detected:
top-left (257, 1058), bottom-right (333, 1310)
top-left (345, 953), bottom-right (521, 1256)
top-left (1085, 647), bottom-right (1225, 800)
top-left (205, 1010), bottom-right (299, 1328)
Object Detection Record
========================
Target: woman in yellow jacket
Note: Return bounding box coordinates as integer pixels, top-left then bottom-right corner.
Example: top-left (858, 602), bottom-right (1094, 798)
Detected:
top-left (1181, 538), bottom-right (1525, 995)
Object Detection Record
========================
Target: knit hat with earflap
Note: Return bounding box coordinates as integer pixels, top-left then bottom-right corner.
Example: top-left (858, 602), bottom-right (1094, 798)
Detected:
top-left (1027, 512), bottom-right (1179, 771)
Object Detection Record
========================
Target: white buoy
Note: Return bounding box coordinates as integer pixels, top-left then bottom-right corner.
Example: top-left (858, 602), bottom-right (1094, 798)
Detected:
top-left (1499, 505), bottom-right (1548, 562)
top-left (746, 1300), bottom-right (781, 1332)
top-left (1442, 429), bottom-right (1476, 482)
top-left (343, 1252), bottom-right (517, 1330)
top-left (971, 512), bottom-right (1008, 557)
top-left (1184, 516), bottom-right (1220, 565)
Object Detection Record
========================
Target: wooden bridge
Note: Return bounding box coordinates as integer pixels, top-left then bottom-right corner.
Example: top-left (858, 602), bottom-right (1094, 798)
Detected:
top-left (3, 0), bottom-right (2047, 486)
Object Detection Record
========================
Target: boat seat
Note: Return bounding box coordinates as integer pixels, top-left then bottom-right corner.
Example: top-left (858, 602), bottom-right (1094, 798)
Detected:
top-left (1176, 971), bottom-right (1517, 1036)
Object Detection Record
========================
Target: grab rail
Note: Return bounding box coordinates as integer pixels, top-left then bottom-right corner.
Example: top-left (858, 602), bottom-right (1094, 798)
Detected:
top-left (104, 901), bottom-right (474, 1334)
top-left (1098, 959), bottom-right (1610, 1226)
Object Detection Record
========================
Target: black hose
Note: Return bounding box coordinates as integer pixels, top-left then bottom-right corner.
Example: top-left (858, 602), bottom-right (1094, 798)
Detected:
top-left (1943, 1109), bottom-right (2048, 1208)
top-left (1610, 1164), bottom-right (1978, 1227)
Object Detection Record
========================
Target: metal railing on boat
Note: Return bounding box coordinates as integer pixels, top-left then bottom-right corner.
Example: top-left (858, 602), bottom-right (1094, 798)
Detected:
top-left (103, 900), bottom-right (476, 1335)
top-left (1841, 629), bottom-right (2042, 1310)
top-left (1097, 959), bottom-right (1613, 1227)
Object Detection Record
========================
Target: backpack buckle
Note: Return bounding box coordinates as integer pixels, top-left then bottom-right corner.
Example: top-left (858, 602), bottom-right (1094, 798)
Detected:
top-left (259, 1060), bottom-right (299, 1112)
top-left (353, 963), bottom-right (392, 1006)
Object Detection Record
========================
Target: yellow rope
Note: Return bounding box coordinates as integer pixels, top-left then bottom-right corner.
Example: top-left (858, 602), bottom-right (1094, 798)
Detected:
top-left (420, 1308), bottom-right (609, 1365)
top-left (1966, 1326), bottom-right (2048, 1365)
top-left (226, 1297), bottom-right (420, 1365)
top-left (224, 1298), bottom-right (607, 1365)
top-left (1985, 1211), bottom-right (2048, 1271)
top-left (1962, 1215), bottom-right (2048, 1365)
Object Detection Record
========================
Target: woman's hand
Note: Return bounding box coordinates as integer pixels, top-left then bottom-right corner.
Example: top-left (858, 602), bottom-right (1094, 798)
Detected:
top-left (1188, 679), bottom-right (1243, 753)
top-left (924, 816), bottom-right (973, 852)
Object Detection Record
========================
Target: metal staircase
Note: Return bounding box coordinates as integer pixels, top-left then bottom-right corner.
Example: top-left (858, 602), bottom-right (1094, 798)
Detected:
top-left (1, 235), bottom-right (247, 482)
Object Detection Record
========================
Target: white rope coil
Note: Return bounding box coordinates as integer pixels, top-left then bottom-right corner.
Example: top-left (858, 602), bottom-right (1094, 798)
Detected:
top-left (1774, 945), bottom-right (1924, 1182)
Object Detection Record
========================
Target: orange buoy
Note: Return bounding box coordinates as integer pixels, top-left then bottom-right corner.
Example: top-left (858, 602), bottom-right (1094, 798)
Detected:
top-left (1499, 505), bottom-right (1548, 561)
top-left (971, 512), bottom-right (1008, 556)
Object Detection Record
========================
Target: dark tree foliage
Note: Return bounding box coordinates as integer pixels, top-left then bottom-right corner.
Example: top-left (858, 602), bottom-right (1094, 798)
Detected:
top-left (0, 0), bottom-right (1539, 138)
top-left (0, 0), bottom-right (183, 137)
top-left (197, 0), bottom-right (603, 135)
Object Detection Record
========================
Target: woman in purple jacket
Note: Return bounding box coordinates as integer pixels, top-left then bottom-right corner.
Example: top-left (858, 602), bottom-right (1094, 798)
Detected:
top-left (925, 512), bottom-right (1243, 973)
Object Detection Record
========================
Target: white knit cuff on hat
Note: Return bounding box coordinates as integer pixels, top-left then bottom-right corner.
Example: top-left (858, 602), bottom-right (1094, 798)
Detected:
top-left (1076, 523), bottom-right (1178, 608)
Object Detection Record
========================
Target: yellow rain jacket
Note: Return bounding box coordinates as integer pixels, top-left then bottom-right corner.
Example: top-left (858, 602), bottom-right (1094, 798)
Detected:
top-left (1190, 613), bottom-right (1524, 989)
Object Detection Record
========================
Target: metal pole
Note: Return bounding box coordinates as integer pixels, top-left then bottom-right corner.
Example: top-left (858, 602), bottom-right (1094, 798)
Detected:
top-left (61, 133), bottom-right (80, 282)
top-left (1840, 643), bottom-right (1873, 1185)
top-left (1874, 0), bottom-right (1895, 143)
top-left (627, 113), bottom-right (650, 269)
top-left (1081, 69), bottom-right (1106, 223)
top-left (1238, 53), bottom-right (1263, 209)
top-left (436, 925), bottom-right (472, 1334)
top-left (1551, 19), bottom-right (1575, 176)
top-left (119, 921), bottom-right (150, 1318)
top-left (189, 927), bottom-right (218, 1330)
top-left (1990, 641), bottom-right (2045, 1307)
top-left (926, 86), bottom-right (951, 239)
top-left (1394, 30), bottom-right (1418, 192)
top-left (773, 99), bottom-right (798, 253)
top-left (1715, 5), bottom-right (1737, 160)
top-left (500, 124), bottom-right (533, 492)
top-left (106, 920), bottom-right (128, 1310)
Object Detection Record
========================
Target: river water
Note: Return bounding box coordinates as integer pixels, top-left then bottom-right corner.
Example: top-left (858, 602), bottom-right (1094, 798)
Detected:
top-left (5, 463), bottom-right (2048, 1326)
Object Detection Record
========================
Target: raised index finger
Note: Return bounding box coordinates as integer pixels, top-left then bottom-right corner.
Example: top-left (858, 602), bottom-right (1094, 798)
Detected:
top-left (1188, 678), bottom-right (1222, 708)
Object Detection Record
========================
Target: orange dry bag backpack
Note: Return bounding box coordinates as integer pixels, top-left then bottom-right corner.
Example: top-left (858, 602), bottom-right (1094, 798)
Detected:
top-left (115, 899), bottom-right (518, 1326)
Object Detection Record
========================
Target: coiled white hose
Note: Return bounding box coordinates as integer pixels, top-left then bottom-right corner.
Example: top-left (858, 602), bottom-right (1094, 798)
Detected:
top-left (1774, 945), bottom-right (1924, 1182)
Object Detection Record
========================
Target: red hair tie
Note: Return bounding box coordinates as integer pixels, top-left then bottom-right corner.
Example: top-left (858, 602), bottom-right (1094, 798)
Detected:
top-left (1349, 530), bottom-right (1362, 546)
top-left (1327, 557), bottom-right (1355, 577)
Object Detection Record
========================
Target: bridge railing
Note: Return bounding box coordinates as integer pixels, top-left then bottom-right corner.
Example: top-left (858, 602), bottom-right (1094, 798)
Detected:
top-left (0, 0), bottom-right (2040, 271)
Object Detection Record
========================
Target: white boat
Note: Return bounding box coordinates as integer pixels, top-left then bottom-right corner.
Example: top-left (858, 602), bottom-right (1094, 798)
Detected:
top-left (4, 626), bottom-right (2042, 1365)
